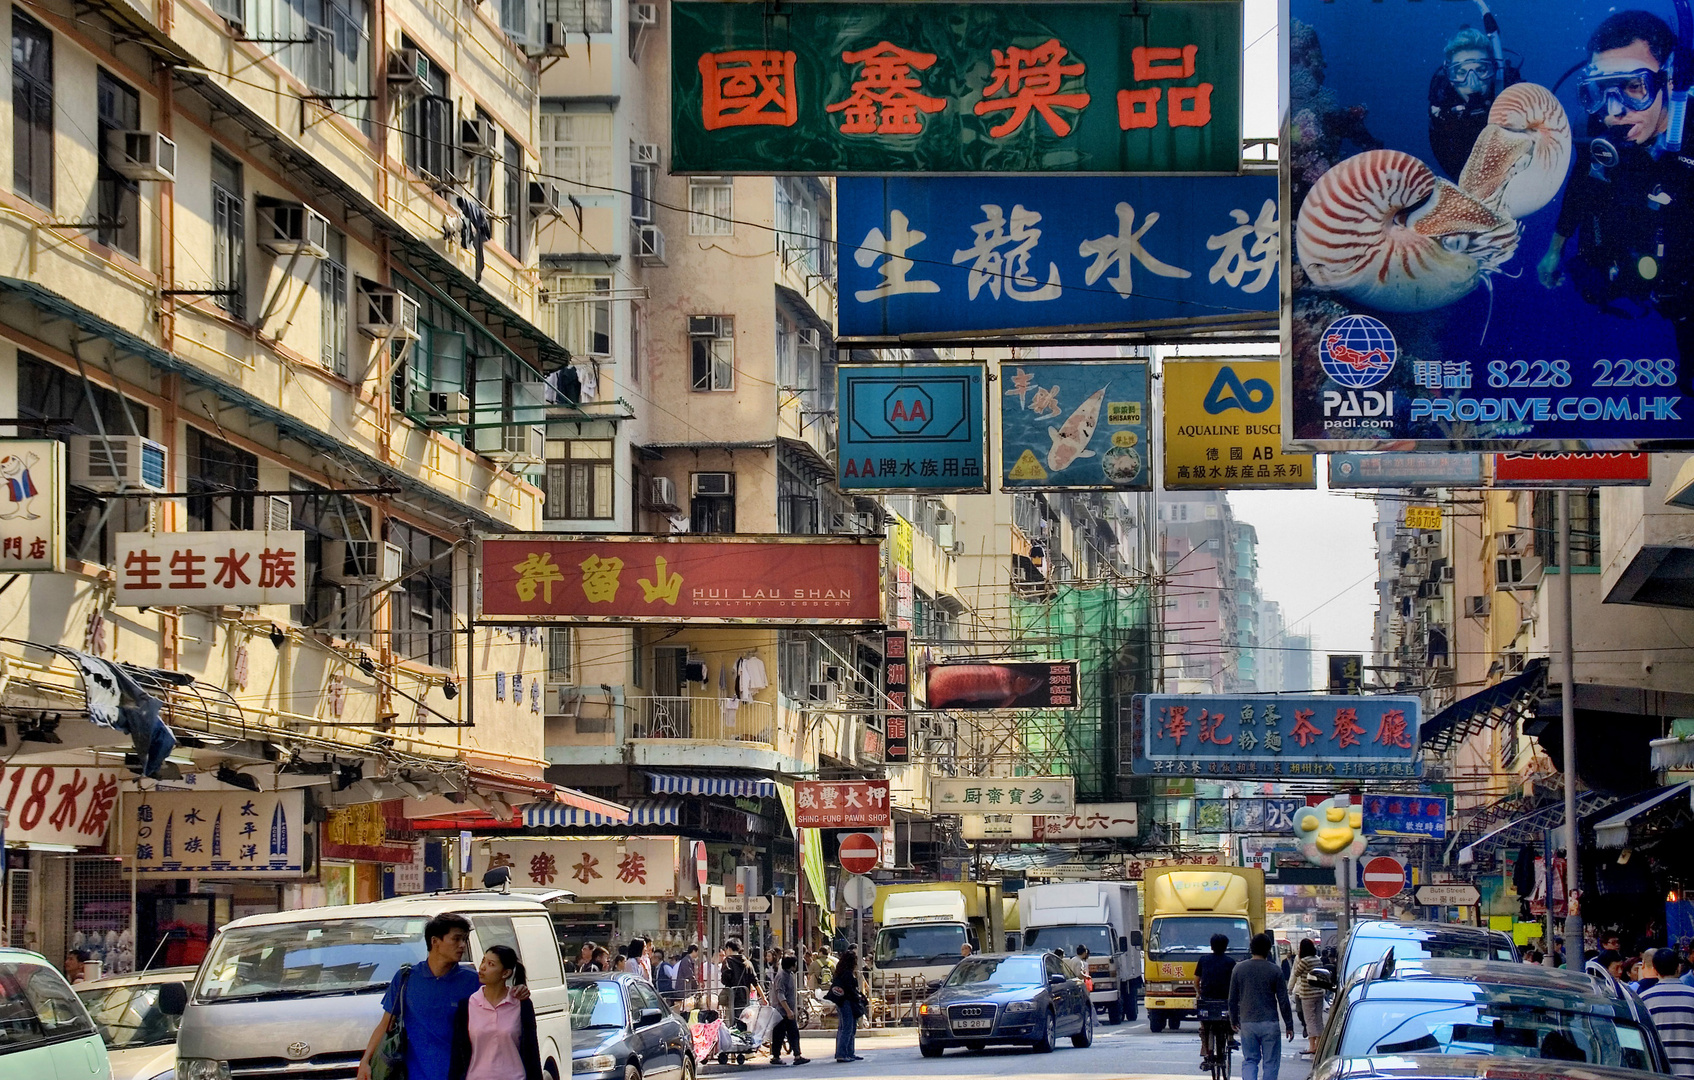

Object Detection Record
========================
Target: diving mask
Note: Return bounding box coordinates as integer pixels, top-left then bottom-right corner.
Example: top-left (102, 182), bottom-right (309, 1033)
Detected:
top-left (1578, 66), bottom-right (1668, 114)
top-left (1445, 58), bottom-right (1499, 87)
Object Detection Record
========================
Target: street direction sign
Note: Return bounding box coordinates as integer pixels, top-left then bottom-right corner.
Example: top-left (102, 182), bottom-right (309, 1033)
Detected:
top-left (1417, 884), bottom-right (1480, 907)
top-left (842, 873), bottom-right (877, 911)
top-left (1362, 855), bottom-right (1407, 899)
top-left (839, 832), bottom-right (881, 876)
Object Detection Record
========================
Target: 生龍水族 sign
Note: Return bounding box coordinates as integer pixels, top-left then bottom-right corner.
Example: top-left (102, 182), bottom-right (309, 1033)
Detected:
top-left (838, 364), bottom-right (987, 493)
top-left (1128, 694), bottom-right (1423, 778)
top-left (1287, 0), bottom-right (1694, 448)
top-left (671, 1), bottom-right (1242, 175)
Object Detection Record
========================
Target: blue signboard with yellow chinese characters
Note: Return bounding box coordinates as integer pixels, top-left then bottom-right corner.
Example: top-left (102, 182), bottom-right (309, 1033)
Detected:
top-left (838, 364), bottom-right (987, 492)
top-left (838, 176), bottom-right (1278, 340)
top-left (1364, 793), bottom-right (1448, 841)
top-left (1001, 361), bottom-right (1151, 491)
top-left (1129, 694), bottom-right (1423, 778)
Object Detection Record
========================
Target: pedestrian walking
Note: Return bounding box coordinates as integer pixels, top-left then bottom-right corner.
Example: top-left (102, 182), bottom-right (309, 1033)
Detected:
top-left (771, 954), bottom-right (809, 1066)
top-left (828, 949), bottom-right (866, 1064)
top-left (587, 948), bottom-right (610, 973)
top-left (1290, 939), bottom-right (1326, 1057)
top-left (1643, 949), bottom-right (1694, 1079)
top-left (677, 945), bottom-right (701, 994)
top-left (653, 949), bottom-right (674, 997)
top-left (808, 949), bottom-right (832, 993)
top-left (721, 941), bottom-right (754, 1022)
top-left (448, 945), bottom-right (543, 1080)
top-left (357, 914), bottom-right (530, 1080)
top-left (1228, 933), bottom-right (1294, 1080)
top-left (621, 939), bottom-right (647, 979)
top-left (568, 942), bottom-right (595, 974)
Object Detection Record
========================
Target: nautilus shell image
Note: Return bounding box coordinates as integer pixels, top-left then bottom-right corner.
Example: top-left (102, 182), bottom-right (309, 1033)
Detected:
top-left (1296, 82), bottom-right (1573, 313)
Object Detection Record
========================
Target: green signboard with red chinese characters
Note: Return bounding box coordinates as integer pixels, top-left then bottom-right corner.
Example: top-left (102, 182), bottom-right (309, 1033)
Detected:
top-left (670, 1), bottom-right (1243, 175)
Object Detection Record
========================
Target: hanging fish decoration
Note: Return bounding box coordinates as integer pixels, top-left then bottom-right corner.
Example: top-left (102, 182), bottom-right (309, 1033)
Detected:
top-left (270, 802), bottom-right (288, 858)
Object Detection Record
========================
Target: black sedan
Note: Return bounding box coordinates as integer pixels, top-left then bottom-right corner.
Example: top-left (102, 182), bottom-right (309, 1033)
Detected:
top-left (567, 972), bottom-right (696, 1080)
top-left (917, 952), bottom-right (1093, 1057)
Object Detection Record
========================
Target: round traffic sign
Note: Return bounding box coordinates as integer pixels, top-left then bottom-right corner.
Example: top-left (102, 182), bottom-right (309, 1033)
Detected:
top-left (839, 832), bottom-right (880, 875)
top-left (842, 873), bottom-right (876, 911)
top-left (1363, 855), bottom-right (1406, 899)
top-left (694, 841), bottom-right (709, 887)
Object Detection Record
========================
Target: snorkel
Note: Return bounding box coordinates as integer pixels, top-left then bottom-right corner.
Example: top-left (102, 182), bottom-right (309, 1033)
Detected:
top-left (1662, 0), bottom-right (1691, 151)
top-left (1473, 0), bottom-right (1506, 97)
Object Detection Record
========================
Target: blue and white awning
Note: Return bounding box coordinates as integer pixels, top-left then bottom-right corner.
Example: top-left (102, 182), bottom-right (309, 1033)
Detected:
top-left (522, 799), bottom-right (681, 829)
top-left (646, 772), bottom-right (776, 798)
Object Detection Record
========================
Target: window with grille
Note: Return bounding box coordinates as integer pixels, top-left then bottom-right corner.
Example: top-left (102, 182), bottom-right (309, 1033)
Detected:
top-left (630, 149), bottom-right (655, 223)
top-left (12, 9), bottom-right (53, 208)
top-left (689, 315), bottom-right (734, 391)
top-left (401, 43), bottom-right (451, 182)
top-left (289, 476), bottom-right (371, 633)
top-left (211, 150), bottom-right (247, 319)
top-left (550, 275), bottom-right (611, 357)
top-left (688, 179), bottom-right (733, 236)
top-left (543, 438), bottom-right (614, 520)
top-left (539, 110), bottom-right (611, 192)
top-left (96, 70), bottom-right (139, 257)
top-left (548, 627), bottom-right (572, 681)
top-left (321, 227), bottom-right (348, 376)
top-left (545, 0), bottom-right (610, 32)
top-left (390, 521), bottom-right (454, 668)
top-left (1531, 490), bottom-right (1601, 568)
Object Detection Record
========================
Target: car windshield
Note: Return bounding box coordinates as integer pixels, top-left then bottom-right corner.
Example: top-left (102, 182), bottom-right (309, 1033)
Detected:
top-left (946, 957), bottom-right (1044, 987)
top-left (876, 924), bottom-right (967, 966)
top-left (194, 917), bottom-right (428, 1002)
top-left (1149, 917), bottom-right (1252, 959)
top-left (1023, 925), bottom-right (1115, 958)
top-left (1347, 933), bottom-right (1514, 975)
top-left (77, 982), bottom-right (185, 1049)
top-left (1338, 999), bottom-right (1654, 1070)
top-left (569, 981), bottom-right (627, 1029)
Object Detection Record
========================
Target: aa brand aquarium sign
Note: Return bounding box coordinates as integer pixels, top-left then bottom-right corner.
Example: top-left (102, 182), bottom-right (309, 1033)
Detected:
top-left (1000, 361), bottom-right (1152, 491)
top-left (838, 364), bottom-right (988, 492)
top-left (837, 176), bottom-right (1277, 341)
top-left (1286, 0), bottom-right (1694, 448)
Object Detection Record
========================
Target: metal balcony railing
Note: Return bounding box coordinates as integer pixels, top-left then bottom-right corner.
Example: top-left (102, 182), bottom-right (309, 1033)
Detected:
top-left (626, 695), bottom-right (775, 744)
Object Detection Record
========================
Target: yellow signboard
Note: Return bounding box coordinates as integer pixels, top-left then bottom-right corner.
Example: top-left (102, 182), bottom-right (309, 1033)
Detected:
top-left (1265, 897), bottom-right (1285, 914)
top-left (1164, 360), bottom-right (1315, 489)
top-left (1405, 506), bottom-right (1443, 531)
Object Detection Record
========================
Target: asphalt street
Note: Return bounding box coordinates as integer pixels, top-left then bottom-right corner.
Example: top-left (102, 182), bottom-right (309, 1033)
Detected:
top-left (704, 1015), bottom-right (1318, 1080)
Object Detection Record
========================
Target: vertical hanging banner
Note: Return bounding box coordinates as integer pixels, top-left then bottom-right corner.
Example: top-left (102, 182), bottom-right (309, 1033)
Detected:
top-left (1000, 361), bottom-right (1153, 491)
top-left (671, 1), bottom-right (1243, 175)
top-left (1164, 359), bottom-right (1314, 489)
top-left (837, 177), bottom-right (1277, 341)
top-left (1286, 0), bottom-right (1694, 448)
top-left (884, 630), bottom-right (911, 764)
top-left (838, 364), bottom-right (988, 492)
top-left (0, 440), bottom-right (64, 573)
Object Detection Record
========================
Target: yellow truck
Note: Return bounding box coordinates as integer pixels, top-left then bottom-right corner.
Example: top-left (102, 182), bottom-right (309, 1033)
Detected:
top-left (1142, 865), bottom-right (1266, 1033)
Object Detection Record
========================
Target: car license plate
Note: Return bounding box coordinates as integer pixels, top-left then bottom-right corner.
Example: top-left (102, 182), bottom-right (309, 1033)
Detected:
top-left (952, 1018), bottom-right (992, 1030)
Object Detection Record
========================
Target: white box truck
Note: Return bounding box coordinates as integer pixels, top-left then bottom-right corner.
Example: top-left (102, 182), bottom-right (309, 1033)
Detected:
top-left (1017, 882), bottom-right (1143, 1024)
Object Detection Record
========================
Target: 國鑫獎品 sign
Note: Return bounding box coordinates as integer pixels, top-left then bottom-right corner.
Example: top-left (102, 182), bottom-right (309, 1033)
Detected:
top-left (1129, 694), bottom-right (1423, 778)
top-left (672, 1), bottom-right (1242, 175)
top-left (478, 535), bottom-right (883, 624)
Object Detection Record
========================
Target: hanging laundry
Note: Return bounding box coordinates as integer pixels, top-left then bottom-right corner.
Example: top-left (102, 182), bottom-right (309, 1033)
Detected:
top-left (736, 654), bottom-right (768, 702)
top-left (455, 194), bottom-right (494, 281)
top-left (73, 652), bottom-right (178, 779)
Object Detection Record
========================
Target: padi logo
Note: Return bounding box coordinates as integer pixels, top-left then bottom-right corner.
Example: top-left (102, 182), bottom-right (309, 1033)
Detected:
top-left (1203, 366), bottom-right (1275, 415)
top-left (1319, 314), bottom-right (1397, 390)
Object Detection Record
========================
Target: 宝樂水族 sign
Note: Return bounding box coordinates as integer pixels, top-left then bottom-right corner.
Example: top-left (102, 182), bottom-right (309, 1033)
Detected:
top-left (1287, 0), bottom-right (1694, 448)
top-left (671, 1), bottom-right (1242, 175)
top-left (838, 364), bottom-right (987, 492)
top-left (1128, 694), bottom-right (1423, 778)
top-left (837, 176), bottom-right (1277, 341)
top-left (1000, 362), bottom-right (1152, 491)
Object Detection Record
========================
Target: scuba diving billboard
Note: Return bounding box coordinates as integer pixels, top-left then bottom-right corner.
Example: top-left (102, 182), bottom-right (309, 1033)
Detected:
top-left (1285, 0), bottom-right (1694, 449)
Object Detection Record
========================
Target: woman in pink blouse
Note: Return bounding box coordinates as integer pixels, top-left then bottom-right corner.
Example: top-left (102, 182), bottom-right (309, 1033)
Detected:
top-left (449, 945), bottom-right (542, 1080)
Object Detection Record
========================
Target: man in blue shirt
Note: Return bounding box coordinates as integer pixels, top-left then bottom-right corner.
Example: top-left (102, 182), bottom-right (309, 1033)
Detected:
top-left (358, 912), bottom-right (527, 1080)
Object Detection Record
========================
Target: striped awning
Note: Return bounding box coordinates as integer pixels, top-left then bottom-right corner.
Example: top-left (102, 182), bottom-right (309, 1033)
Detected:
top-left (646, 772), bottom-right (776, 798)
top-left (522, 799), bottom-right (680, 829)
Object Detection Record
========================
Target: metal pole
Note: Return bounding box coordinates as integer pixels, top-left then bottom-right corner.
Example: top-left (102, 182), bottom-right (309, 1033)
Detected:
top-left (1543, 827), bottom-right (1557, 957)
top-left (1335, 857), bottom-right (1351, 946)
top-left (1559, 490), bottom-right (1584, 964)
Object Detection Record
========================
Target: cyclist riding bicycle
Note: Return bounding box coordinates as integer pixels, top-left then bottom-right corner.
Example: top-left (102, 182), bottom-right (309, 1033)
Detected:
top-left (1196, 933), bottom-right (1237, 1072)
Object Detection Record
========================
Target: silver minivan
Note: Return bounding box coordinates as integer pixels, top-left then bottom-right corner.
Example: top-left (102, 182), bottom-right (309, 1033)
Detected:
top-left (174, 891), bottom-right (573, 1080)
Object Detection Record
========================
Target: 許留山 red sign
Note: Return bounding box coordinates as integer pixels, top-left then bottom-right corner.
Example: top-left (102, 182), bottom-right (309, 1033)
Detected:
top-left (478, 535), bottom-right (884, 624)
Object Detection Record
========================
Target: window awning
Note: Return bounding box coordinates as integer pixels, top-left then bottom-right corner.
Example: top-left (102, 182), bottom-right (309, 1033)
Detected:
top-left (1594, 782), bottom-right (1694, 849)
top-left (522, 798), bottom-right (677, 829)
top-left (646, 772), bottom-right (775, 798)
top-left (1420, 657), bottom-right (1549, 755)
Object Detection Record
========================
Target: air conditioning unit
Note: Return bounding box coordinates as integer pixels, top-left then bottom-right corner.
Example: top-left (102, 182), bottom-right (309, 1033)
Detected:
top-left (458, 115), bottom-right (498, 158)
top-left (1438, 564), bottom-right (1455, 583)
top-left (1502, 650), bottom-right (1527, 675)
top-left (1495, 531), bottom-right (1526, 554)
top-left (264, 494), bottom-right (292, 532)
top-left (385, 47), bottom-right (427, 94)
top-left (1416, 581), bottom-right (1441, 600)
top-left (106, 130), bottom-right (177, 182)
top-left (1418, 533), bottom-right (1440, 548)
top-left (526, 178), bottom-right (564, 219)
top-left (1464, 594), bottom-right (1491, 618)
top-left (476, 425), bottom-right (544, 465)
top-left (1495, 555), bottom-right (1543, 590)
top-left (356, 277), bottom-right (421, 340)
top-left (644, 476), bottom-right (680, 512)
top-left (947, 541), bottom-right (966, 557)
top-left (633, 223), bottom-right (667, 266)
top-left (631, 142), bottom-right (661, 165)
top-left (531, 20), bottom-right (571, 56)
top-left (806, 682), bottom-right (835, 703)
top-left (936, 522), bottom-right (955, 549)
top-left (691, 471), bottom-right (733, 497)
top-left (256, 199), bottom-right (330, 258)
top-left (408, 389), bottom-right (469, 420)
top-left (630, 2), bottom-right (657, 26)
top-left (321, 539), bottom-right (403, 585)
top-left (823, 665), bottom-right (843, 683)
top-left (68, 435), bottom-right (168, 493)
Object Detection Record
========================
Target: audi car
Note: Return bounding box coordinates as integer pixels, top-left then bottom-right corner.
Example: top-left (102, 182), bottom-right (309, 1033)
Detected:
top-left (917, 952), bottom-right (1093, 1057)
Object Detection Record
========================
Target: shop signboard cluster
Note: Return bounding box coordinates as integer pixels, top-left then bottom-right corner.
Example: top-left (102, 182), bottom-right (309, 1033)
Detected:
top-left (933, 777), bottom-right (1076, 815)
top-left (962, 802), bottom-right (1138, 840)
top-left (926, 660), bottom-right (1077, 709)
top-left (1364, 793), bottom-right (1449, 841)
top-left (883, 630), bottom-right (910, 763)
top-left (115, 531), bottom-right (307, 607)
top-left (0, 764), bottom-right (121, 847)
top-left (1128, 694), bottom-right (1423, 778)
top-left (1193, 797), bottom-right (1304, 834)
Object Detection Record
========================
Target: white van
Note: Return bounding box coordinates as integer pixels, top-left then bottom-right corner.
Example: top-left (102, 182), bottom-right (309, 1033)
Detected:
top-left (174, 891), bottom-right (572, 1080)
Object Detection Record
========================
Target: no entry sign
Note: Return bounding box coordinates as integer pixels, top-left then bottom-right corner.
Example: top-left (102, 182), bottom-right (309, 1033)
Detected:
top-left (1362, 855), bottom-right (1406, 899)
top-left (839, 832), bottom-right (881, 876)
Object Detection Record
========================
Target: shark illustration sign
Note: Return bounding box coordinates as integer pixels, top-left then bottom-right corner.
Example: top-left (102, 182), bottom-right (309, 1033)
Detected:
top-left (1164, 359), bottom-right (1315, 489)
top-left (838, 363), bottom-right (988, 492)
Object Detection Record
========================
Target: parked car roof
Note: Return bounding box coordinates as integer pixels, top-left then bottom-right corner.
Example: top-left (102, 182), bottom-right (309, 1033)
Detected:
top-left (1321, 1055), bottom-right (1669, 1080)
top-left (218, 892), bottom-right (557, 931)
top-left (78, 966), bottom-right (198, 991)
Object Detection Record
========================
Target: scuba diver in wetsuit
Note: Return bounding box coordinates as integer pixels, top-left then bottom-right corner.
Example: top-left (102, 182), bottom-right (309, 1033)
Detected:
top-left (1429, 17), bottom-right (1523, 179)
top-left (1537, 9), bottom-right (1694, 374)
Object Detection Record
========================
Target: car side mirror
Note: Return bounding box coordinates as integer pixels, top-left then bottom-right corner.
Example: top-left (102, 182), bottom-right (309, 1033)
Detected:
top-left (1130, 930), bottom-right (1144, 948)
top-left (1307, 967), bottom-right (1336, 992)
top-left (637, 1007), bottom-right (665, 1027)
top-left (1049, 973), bottom-right (1067, 985)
